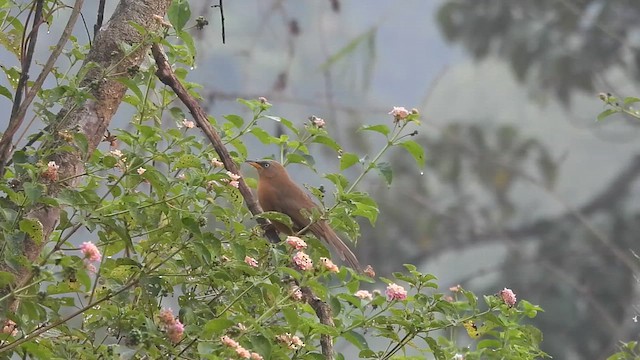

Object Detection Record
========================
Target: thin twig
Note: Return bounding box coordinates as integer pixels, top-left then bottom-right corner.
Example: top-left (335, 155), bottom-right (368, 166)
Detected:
top-left (0, 0), bottom-right (84, 175)
top-left (94, 0), bottom-right (106, 37)
top-left (150, 43), bottom-right (280, 243)
top-left (0, 0), bottom-right (45, 175)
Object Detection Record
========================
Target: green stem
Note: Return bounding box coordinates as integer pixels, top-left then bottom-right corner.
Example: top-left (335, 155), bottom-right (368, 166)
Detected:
top-left (345, 122), bottom-right (406, 194)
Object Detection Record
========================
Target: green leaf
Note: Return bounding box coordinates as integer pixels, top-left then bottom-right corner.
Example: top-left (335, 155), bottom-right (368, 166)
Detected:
top-left (312, 135), bottom-right (341, 151)
top-left (202, 318), bottom-right (234, 337)
top-left (178, 30), bottom-right (196, 65)
top-left (375, 161), bottom-right (392, 186)
top-left (224, 114), bottom-right (244, 128)
top-left (339, 152), bottom-right (360, 170)
top-left (175, 154), bottom-right (200, 169)
top-left (23, 182), bottom-right (43, 205)
top-left (359, 124), bottom-right (390, 137)
top-left (597, 108), bottom-right (618, 121)
top-left (477, 339), bottom-right (502, 349)
top-left (0, 84), bottom-right (12, 100)
top-left (0, 271), bottom-right (15, 287)
top-left (623, 97), bottom-right (640, 105)
top-left (250, 127), bottom-right (275, 144)
top-left (168, 0), bottom-right (191, 32)
top-left (256, 211), bottom-right (293, 231)
top-left (425, 337), bottom-right (445, 360)
top-left (399, 140), bottom-right (425, 168)
top-left (282, 307), bottom-right (299, 329)
top-left (19, 218), bottom-right (44, 245)
top-left (73, 132), bottom-right (89, 156)
top-left (343, 330), bottom-right (368, 350)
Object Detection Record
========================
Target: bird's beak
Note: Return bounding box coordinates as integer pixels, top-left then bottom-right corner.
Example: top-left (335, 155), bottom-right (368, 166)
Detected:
top-left (246, 160), bottom-right (261, 170)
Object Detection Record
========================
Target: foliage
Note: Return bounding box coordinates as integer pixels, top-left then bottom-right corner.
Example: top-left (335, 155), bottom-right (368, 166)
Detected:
top-left (437, 0), bottom-right (640, 102)
top-left (597, 93), bottom-right (640, 121)
top-left (0, 1), bottom-right (549, 359)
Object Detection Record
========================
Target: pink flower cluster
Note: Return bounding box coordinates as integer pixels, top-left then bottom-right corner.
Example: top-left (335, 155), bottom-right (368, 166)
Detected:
top-left (181, 119), bottom-right (195, 129)
top-left (499, 288), bottom-right (517, 307)
top-left (290, 286), bottom-right (303, 301)
top-left (80, 241), bottom-right (101, 273)
top-left (320, 257), bottom-right (339, 273)
top-left (292, 251), bottom-right (313, 271)
top-left (226, 171), bottom-right (241, 188)
top-left (310, 115), bottom-right (325, 128)
top-left (221, 335), bottom-right (263, 359)
top-left (211, 158), bottom-right (224, 168)
top-left (354, 290), bottom-right (373, 300)
top-left (385, 283), bottom-right (407, 301)
top-left (276, 333), bottom-right (305, 350)
top-left (285, 236), bottom-right (307, 250)
top-left (158, 308), bottom-right (185, 344)
top-left (388, 106), bottom-right (410, 122)
top-left (244, 256), bottom-right (259, 268)
top-left (42, 161), bottom-right (60, 181)
top-left (1, 320), bottom-right (17, 337)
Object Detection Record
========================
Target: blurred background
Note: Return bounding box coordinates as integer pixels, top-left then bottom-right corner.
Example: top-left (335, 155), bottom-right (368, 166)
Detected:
top-left (7, 0), bottom-right (640, 358)
top-left (184, 1), bottom-right (640, 358)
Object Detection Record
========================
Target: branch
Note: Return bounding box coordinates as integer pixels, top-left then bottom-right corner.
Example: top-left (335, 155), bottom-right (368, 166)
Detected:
top-left (301, 286), bottom-right (335, 360)
top-left (94, 0), bottom-right (106, 37)
top-left (150, 43), bottom-right (280, 244)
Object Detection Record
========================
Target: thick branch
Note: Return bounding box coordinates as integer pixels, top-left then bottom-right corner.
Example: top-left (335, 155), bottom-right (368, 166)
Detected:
top-left (150, 43), bottom-right (280, 243)
top-left (302, 286), bottom-right (335, 360)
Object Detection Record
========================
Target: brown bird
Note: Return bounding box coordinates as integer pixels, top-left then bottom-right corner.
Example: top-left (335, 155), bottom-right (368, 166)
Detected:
top-left (246, 160), bottom-right (362, 271)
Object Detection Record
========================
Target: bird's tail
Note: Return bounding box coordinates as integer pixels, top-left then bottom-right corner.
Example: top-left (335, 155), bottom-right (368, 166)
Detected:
top-left (316, 222), bottom-right (362, 272)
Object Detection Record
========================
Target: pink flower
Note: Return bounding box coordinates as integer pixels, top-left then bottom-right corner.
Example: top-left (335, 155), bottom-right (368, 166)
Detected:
top-left (364, 265), bottom-right (376, 278)
top-left (388, 106), bottom-right (410, 121)
top-left (229, 180), bottom-right (240, 188)
top-left (42, 161), bottom-right (60, 181)
top-left (385, 283), bottom-right (407, 301)
top-left (251, 353), bottom-right (264, 360)
top-left (226, 171), bottom-right (241, 181)
top-left (221, 335), bottom-right (239, 348)
top-left (84, 260), bottom-right (97, 273)
top-left (320, 257), bottom-right (339, 273)
top-left (210, 158), bottom-right (224, 168)
top-left (286, 236), bottom-right (307, 250)
top-left (167, 319), bottom-right (184, 343)
top-left (181, 119), bottom-right (195, 129)
top-left (449, 284), bottom-right (462, 292)
top-left (292, 251), bottom-right (313, 271)
top-left (290, 286), bottom-right (303, 301)
top-left (109, 149), bottom-right (123, 158)
top-left (276, 333), bottom-right (305, 350)
top-left (235, 346), bottom-right (251, 358)
top-left (354, 290), bottom-right (373, 300)
top-left (499, 288), bottom-right (517, 307)
top-left (258, 96), bottom-right (271, 105)
top-left (80, 242), bottom-right (101, 262)
top-left (177, 173), bottom-right (186, 180)
top-left (158, 308), bottom-right (175, 326)
top-left (311, 116), bottom-right (325, 128)
top-left (244, 256), bottom-right (258, 268)
top-left (2, 320), bottom-right (17, 336)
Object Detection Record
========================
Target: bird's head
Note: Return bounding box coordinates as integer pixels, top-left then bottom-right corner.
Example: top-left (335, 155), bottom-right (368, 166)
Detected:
top-left (246, 159), bottom-right (288, 179)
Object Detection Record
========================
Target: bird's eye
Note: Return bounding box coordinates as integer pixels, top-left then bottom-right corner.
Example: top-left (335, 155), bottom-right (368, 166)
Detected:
top-left (263, 163), bottom-right (270, 168)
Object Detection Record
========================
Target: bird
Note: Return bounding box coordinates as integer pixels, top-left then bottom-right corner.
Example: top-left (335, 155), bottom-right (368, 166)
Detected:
top-left (246, 159), bottom-right (362, 271)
